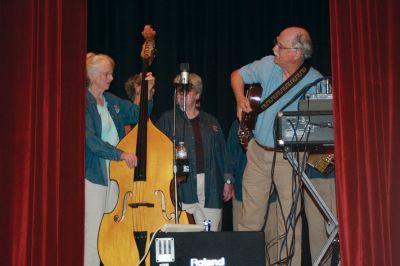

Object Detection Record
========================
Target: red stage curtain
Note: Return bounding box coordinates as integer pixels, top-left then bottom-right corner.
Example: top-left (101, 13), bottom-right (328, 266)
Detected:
top-left (330, 0), bottom-right (400, 265)
top-left (0, 0), bottom-right (86, 265)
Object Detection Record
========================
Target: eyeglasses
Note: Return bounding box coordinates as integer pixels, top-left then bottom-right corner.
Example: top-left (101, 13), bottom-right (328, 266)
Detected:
top-left (175, 83), bottom-right (194, 94)
top-left (274, 37), bottom-right (299, 50)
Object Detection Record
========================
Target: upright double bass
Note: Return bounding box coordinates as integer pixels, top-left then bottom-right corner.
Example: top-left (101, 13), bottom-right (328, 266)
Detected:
top-left (98, 25), bottom-right (190, 266)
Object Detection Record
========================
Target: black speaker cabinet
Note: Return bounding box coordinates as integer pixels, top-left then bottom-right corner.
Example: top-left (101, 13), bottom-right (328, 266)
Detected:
top-left (150, 231), bottom-right (265, 266)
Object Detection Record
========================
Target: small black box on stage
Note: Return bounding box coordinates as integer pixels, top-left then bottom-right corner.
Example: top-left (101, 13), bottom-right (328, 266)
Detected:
top-left (150, 231), bottom-right (265, 265)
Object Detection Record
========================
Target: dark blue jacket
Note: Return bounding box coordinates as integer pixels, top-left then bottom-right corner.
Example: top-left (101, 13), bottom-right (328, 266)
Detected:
top-left (156, 108), bottom-right (232, 209)
top-left (226, 120), bottom-right (246, 201)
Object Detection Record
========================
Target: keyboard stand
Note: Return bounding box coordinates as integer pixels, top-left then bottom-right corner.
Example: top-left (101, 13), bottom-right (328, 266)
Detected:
top-left (284, 147), bottom-right (339, 266)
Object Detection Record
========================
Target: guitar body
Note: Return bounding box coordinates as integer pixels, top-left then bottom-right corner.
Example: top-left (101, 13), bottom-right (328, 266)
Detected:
top-left (238, 84), bottom-right (263, 149)
top-left (307, 153), bottom-right (335, 175)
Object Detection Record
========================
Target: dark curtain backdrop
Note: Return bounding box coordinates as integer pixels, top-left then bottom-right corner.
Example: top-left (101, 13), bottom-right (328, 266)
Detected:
top-left (330, 0), bottom-right (400, 265)
top-left (0, 0), bottom-right (86, 265)
top-left (87, 0), bottom-right (331, 134)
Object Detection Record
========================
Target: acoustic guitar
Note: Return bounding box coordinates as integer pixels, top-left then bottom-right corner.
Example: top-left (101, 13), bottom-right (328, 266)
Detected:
top-left (237, 84), bottom-right (263, 150)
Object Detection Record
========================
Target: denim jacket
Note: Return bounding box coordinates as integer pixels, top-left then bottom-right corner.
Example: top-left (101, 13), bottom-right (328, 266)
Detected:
top-left (156, 108), bottom-right (233, 209)
top-left (85, 89), bottom-right (153, 186)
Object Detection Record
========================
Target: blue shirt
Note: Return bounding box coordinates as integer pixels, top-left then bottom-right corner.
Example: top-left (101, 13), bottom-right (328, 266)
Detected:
top-left (239, 55), bottom-right (323, 147)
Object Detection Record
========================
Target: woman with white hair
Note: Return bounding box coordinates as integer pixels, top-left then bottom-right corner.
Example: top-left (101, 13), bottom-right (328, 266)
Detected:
top-left (85, 53), bottom-right (155, 266)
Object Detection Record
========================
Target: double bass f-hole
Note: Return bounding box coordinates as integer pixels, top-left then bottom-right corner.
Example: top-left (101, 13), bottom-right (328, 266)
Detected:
top-left (155, 189), bottom-right (175, 221)
top-left (113, 191), bottom-right (133, 223)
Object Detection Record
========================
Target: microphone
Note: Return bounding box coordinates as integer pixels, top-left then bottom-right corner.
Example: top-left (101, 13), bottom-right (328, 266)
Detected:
top-left (180, 63), bottom-right (190, 91)
top-left (179, 63), bottom-right (190, 112)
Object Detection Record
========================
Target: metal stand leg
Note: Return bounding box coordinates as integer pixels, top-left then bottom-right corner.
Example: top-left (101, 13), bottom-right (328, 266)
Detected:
top-left (285, 148), bottom-right (339, 266)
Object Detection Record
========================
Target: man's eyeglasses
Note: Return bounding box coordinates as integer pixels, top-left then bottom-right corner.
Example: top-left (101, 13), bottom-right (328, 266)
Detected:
top-left (175, 83), bottom-right (194, 93)
top-left (274, 37), bottom-right (299, 50)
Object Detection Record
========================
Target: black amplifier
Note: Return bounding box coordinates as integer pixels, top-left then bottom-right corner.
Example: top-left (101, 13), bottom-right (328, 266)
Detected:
top-left (150, 231), bottom-right (265, 265)
top-left (276, 110), bottom-right (334, 147)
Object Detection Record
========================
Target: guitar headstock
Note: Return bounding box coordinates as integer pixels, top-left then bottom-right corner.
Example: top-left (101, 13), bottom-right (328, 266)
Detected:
top-left (140, 25), bottom-right (156, 65)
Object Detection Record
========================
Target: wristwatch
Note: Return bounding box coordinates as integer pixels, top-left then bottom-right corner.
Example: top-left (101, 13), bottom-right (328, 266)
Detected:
top-left (225, 179), bottom-right (232, 185)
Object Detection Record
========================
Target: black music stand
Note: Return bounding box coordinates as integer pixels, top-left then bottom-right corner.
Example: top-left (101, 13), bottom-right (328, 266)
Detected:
top-left (275, 76), bottom-right (339, 265)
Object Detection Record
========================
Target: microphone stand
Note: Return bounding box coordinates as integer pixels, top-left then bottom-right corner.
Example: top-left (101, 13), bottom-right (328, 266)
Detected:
top-left (172, 86), bottom-right (188, 223)
top-left (172, 87), bottom-right (179, 223)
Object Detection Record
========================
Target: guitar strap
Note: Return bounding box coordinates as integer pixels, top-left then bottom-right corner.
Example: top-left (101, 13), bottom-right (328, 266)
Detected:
top-left (252, 62), bottom-right (311, 115)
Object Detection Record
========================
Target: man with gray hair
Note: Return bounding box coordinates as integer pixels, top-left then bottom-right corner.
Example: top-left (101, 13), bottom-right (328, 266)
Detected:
top-left (230, 27), bottom-right (323, 265)
top-left (157, 73), bottom-right (233, 231)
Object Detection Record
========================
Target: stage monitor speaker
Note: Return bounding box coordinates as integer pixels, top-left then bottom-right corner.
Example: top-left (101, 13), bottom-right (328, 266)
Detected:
top-left (150, 231), bottom-right (265, 266)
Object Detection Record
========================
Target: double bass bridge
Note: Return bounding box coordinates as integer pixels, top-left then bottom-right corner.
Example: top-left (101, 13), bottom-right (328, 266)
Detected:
top-left (128, 202), bottom-right (155, 208)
